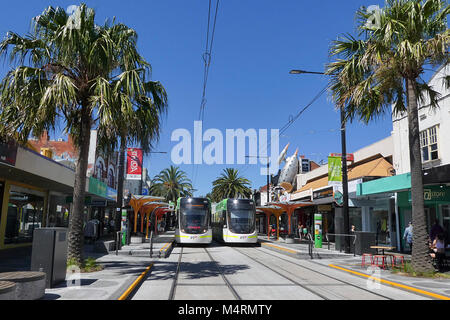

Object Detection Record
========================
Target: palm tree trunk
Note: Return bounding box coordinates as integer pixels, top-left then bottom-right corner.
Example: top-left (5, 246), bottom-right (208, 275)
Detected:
top-left (406, 78), bottom-right (434, 273)
top-left (67, 112), bottom-right (91, 265)
top-left (115, 135), bottom-right (126, 231)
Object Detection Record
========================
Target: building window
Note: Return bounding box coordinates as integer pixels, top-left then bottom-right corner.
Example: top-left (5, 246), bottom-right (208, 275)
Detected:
top-left (4, 185), bottom-right (45, 245)
top-left (420, 125), bottom-right (439, 162)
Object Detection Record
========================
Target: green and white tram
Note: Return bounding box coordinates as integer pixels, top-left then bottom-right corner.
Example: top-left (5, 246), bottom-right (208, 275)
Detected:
top-left (175, 197), bottom-right (212, 244)
top-left (212, 198), bottom-right (258, 244)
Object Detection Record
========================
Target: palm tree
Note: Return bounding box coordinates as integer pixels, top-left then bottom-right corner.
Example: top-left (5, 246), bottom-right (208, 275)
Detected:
top-left (211, 168), bottom-right (252, 200)
top-left (97, 78), bottom-right (167, 232)
top-left (0, 4), bottom-right (166, 264)
top-left (326, 0), bottom-right (449, 272)
top-left (150, 166), bottom-right (194, 202)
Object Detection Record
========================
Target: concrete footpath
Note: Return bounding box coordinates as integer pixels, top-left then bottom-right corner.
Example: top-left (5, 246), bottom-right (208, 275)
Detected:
top-left (44, 232), bottom-right (175, 300)
top-left (259, 235), bottom-right (450, 300)
top-left (258, 235), bottom-right (356, 259)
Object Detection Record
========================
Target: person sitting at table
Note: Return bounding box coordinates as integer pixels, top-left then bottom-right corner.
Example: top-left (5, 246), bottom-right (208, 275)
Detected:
top-left (430, 233), bottom-right (446, 271)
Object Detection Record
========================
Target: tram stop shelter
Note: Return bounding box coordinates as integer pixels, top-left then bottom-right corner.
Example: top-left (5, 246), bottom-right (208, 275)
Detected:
top-left (268, 201), bottom-right (312, 235)
top-left (141, 202), bottom-right (169, 238)
top-left (128, 195), bottom-right (165, 233)
top-left (256, 205), bottom-right (285, 240)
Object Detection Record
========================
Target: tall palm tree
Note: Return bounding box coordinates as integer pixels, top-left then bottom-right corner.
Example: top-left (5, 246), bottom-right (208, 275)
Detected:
top-left (150, 166), bottom-right (194, 202)
top-left (326, 0), bottom-right (449, 272)
top-left (211, 168), bottom-right (252, 200)
top-left (0, 4), bottom-right (165, 264)
top-left (97, 78), bottom-right (168, 232)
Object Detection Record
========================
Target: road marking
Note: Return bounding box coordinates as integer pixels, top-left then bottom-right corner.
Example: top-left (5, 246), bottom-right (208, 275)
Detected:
top-left (261, 242), bottom-right (298, 254)
top-left (328, 264), bottom-right (450, 300)
top-left (118, 263), bottom-right (153, 300)
top-left (160, 241), bottom-right (172, 252)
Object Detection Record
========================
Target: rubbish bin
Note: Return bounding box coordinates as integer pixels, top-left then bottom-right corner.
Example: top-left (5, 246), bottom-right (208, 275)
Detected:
top-left (354, 231), bottom-right (377, 255)
top-left (31, 228), bottom-right (68, 288)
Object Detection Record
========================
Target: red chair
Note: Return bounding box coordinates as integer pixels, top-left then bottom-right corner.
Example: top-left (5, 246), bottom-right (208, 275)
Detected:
top-left (361, 253), bottom-right (373, 267)
top-left (373, 255), bottom-right (388, 269)
top-left (391, 255), bottom-right (405, 270)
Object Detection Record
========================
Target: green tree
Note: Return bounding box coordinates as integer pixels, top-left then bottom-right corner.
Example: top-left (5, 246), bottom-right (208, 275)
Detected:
top-left (326, 0), bottom-right (449, 272)
top-left (97, 77), bottom-right (167, 232)
top-left (0, 4), bottom-right (165, 264)
top-left (211, 168), bottom-right (252, 200)
top-left (150, 166), bottom-right (194, 202)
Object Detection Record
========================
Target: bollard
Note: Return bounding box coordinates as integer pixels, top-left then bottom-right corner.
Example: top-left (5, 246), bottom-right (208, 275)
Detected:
top-left (149, 231), bottom-right (153, 257)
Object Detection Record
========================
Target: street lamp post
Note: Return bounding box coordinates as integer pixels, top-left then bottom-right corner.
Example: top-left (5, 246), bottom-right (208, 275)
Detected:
top-left (289, 69), bottom-right (351, 254)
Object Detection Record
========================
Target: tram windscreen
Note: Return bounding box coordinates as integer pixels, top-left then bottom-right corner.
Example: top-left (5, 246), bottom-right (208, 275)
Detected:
top-left (179, 198), bottom-right (209, 234)
top-left (227, 200), bottom-right (255, 234)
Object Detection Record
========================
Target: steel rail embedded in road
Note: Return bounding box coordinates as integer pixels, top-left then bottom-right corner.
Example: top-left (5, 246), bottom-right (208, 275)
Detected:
top-left (248, 246), bottom-right (394, 300)
top-left (203, 247), bottom-right (241, 300)
top-left (169, 246), bottom-right (183, 300)
top-left (231, 246), bottom-right (329, 300)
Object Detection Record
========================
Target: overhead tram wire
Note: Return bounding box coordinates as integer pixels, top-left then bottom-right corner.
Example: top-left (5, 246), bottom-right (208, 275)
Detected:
top-left (192, 0), bottom-right (220, 190)
top-left (239, 84), bottom-right (329, 177)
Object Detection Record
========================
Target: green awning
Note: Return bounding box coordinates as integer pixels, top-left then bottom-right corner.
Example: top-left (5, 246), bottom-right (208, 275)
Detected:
top-left (356, 173), bottom-right (411, 196)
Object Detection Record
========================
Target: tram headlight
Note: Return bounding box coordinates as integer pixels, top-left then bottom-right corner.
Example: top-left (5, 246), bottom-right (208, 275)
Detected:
top-left (202, 229), bottom-right (207, 233)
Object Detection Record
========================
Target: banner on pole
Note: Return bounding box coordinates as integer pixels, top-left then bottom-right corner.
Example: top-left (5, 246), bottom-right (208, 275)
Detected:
top-left (126, 148), bottom-right (143, 180)
top-left (328, 156), bottom-right (342, 186)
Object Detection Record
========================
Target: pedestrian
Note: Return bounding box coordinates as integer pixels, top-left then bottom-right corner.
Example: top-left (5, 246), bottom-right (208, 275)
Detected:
top-left (403, 222), bottom-right (413, 253)
top-left (298, 223), bottom-right (303, 239)
top-left (351, 225), bottom-right (356, 233)
top-left (430, 219), bottom-right (444, 243)
top-left (430, 233), bottom-right (446, 271)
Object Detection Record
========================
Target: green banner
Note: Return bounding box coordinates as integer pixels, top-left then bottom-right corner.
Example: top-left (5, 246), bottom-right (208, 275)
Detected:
top-left (328, 156), bottom-right (342, 185)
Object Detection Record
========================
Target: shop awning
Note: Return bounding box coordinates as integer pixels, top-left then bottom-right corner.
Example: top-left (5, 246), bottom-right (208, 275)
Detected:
top-left (357, 173), bottom-right (411, 196)
top-left (295, 156), bottom-right (393, 194)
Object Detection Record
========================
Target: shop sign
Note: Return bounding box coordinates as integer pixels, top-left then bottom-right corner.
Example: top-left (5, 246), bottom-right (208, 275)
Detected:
top-left (91, 199), bottom-right (107, 207)
top-left (0, 139), bottom-right (18, 166)
top-left (328, 156), bottom-right (342, 185)
top-left (313, 187), bottom-right (333, 200)
top-left (126, 148), bottom-right (143, 180)
top-left (65, 196), bottom-right (92, 205)
top-left (107, 186), bottom-right (117, 201)
top-left (318, 204), bottom-right (332, 212)
top-left (89, 177), bottom-right (107, 198)
top-left (408, 186), bottom-right (450, 203)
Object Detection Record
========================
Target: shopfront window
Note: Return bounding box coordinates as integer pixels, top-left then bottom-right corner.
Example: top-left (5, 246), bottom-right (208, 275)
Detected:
top-left (371, 209), bottom-right (389, 245)
top-left (349, 208), bottom-right (362, 232)
top-left (5, 185), bottom-right (45, 245)
top-left (442, 206), bottom-right (450, 244)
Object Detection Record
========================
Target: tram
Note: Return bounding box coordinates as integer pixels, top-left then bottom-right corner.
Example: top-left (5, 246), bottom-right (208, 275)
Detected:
top-left (175, 197), bottom-right (212, 244)
top-left (212, 198), bottom-right (258, 244)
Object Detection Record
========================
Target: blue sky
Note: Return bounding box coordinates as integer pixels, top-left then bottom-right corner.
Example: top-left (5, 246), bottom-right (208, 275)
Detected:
top-left (0, 0), bottom-right (399, 196)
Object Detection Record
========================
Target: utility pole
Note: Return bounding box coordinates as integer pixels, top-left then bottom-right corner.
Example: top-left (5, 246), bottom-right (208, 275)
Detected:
top-left (289, 69), bottom-right (351, 253)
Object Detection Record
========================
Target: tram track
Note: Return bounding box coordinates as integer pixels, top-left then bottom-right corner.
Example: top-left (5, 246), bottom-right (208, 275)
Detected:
top-left (232, 246), bottom-right (394, 300)
top-left (168, 246), bottom-right (183, 300)
top-left (203, 247), bottom-right (241, 300)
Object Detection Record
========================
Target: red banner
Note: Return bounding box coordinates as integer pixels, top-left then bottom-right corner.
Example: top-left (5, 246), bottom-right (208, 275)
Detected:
top-left (126, 148), bottom-right (143, 180)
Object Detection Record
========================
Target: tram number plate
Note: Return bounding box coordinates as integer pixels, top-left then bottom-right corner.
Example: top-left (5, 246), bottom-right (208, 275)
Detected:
top-left (239, 236), bottom-right (247, 240)
top-left (190, 236), bottom-right (198, 240)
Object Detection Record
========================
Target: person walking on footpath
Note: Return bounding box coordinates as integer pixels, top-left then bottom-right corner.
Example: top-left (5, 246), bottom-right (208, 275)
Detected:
top-left (298, 223), bottom-right (303, 240)
top-left (403, 222), bottom-right (413, 253)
